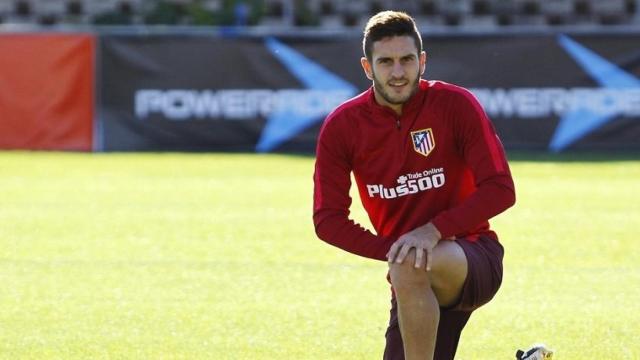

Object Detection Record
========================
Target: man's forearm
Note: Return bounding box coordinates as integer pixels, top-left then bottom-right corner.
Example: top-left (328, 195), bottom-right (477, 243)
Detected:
top-left (314, 210), bottom-right (395, 261)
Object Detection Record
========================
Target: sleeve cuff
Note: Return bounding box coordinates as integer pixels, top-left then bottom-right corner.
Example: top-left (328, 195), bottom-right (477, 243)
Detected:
top-left (431, 216), bottom-right (458, 239)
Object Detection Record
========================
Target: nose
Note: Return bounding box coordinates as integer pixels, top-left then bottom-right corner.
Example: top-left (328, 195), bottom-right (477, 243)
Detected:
top-left (391, 60), bottom-right (404, 78)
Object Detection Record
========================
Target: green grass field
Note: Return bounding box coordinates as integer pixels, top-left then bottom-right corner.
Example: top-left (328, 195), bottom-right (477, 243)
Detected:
top-left (1, 151), bottom-right (638, 359)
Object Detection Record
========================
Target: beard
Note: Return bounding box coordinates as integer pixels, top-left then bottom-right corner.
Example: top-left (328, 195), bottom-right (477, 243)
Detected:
top-left (372, 69), bottom-right (421, 106)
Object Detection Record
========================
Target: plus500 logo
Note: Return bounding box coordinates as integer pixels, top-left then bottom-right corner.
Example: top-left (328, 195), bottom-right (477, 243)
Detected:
top-left (366, 172), bottom-right (445, 199)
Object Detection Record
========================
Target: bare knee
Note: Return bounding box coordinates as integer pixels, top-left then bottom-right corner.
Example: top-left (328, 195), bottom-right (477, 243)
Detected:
top-left (389, 249), bottom-right (431, 296)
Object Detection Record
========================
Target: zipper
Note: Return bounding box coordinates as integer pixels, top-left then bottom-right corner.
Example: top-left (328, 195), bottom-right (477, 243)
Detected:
top-left (396, 117), bottom-right (401, 129)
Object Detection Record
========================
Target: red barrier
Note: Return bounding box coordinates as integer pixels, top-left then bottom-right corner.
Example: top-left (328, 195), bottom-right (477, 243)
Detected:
top-left (0, 33), bottom-right (94, 150)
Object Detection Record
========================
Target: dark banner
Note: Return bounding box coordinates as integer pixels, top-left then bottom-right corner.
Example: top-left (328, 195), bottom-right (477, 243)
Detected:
top-left (98, 35), bottom-right (363, 152)
top-left (98, 33), bottom-right (640, 152)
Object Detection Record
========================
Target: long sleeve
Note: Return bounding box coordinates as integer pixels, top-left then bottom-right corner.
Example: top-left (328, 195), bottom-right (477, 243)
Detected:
top-left (431, 90), bottom-right (516, 238)
top-left (313, 116), bottom-right (395, 261)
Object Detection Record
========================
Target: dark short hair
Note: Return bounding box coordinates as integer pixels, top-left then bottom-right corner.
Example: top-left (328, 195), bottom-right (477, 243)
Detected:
top-left (363, 11), bottom-right (423, 61)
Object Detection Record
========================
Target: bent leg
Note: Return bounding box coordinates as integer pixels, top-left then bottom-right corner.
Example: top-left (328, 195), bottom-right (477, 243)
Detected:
top-left (384, 237), bottom-right (505, 360)
top-left (389, 249), bottom-right (439, 360)
top-left (387, 240), bottom-right (468, 360)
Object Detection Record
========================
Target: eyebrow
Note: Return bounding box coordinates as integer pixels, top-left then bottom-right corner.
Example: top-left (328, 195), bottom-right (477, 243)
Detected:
top-left (376, 54), bottom-right (417, 63)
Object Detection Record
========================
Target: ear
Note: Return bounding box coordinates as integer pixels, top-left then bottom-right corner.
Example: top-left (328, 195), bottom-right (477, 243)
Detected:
top-left (361, 57), bottom-right (374, 81)
top-left (419, 51), bottom-right (427, 76)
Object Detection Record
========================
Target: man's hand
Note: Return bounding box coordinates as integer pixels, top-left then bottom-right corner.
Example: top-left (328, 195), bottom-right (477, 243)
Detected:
top-left (386, 222), bottom-right (442, 271)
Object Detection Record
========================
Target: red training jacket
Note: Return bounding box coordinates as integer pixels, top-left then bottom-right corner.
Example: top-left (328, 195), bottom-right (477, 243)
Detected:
top-left (313, 79), bottom-right (516, 261)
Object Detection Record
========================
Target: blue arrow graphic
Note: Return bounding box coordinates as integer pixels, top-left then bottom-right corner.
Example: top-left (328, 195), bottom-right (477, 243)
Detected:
top-left (550, 35), bottom-right (640, 152)
top-left (256, 37), bottom-right (357, 152)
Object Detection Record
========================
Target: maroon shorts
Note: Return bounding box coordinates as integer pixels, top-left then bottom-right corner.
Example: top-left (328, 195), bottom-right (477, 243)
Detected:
top-left (383, 236), bottom-right (504, 360)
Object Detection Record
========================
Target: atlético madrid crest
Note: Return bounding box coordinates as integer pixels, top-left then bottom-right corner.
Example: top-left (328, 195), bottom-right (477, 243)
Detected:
top-left (410, 128), bottom-right (435, 157)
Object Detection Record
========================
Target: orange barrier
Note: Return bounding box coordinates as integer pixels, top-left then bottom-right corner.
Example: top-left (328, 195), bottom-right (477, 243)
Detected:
top-left (0, 33), bottom-right (94, 150)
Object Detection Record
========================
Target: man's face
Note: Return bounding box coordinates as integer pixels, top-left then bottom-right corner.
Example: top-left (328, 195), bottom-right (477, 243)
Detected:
top-left (361, 36), bottom-right (426, 112)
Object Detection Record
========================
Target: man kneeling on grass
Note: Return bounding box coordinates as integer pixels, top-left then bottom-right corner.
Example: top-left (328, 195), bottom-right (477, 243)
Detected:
top-left (312, 10), bottom-right (516, 360)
